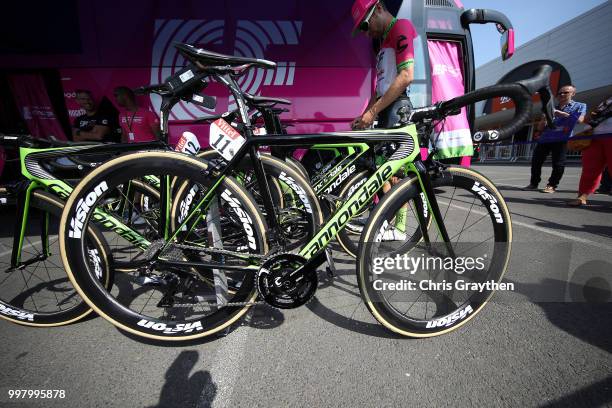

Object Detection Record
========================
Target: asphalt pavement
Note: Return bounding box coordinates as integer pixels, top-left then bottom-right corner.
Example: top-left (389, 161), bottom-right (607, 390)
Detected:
top-left (1, 163), bottom-right (611, 408)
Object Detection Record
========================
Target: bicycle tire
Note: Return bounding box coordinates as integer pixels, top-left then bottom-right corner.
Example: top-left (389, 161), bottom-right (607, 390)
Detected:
top-left (0, 190), bottom-right (112, 326)
top-left (336, 170), bottom-right (430, 258)
top-left (59, 151), bottom-right (269, 341)
top-left (190, 150), bottom-right (324, 251)
top-left (284, 157), bottom-right (309, 181)
top-left (357, 166), bottom-right (512, 337)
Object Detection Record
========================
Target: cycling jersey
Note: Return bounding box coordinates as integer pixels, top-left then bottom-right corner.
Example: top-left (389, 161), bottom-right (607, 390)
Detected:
top-left (375, 18), bottom-right (417, 98)
top-left (73, 111), bottom-right (118, 143)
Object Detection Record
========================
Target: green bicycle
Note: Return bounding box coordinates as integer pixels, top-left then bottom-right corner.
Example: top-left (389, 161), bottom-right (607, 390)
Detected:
top-left (59, 43), bottom-right (554, 340)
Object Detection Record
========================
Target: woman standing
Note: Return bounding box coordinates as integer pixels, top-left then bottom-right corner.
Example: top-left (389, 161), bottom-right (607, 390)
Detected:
top-left (568, 96), bottom-right (612, 206)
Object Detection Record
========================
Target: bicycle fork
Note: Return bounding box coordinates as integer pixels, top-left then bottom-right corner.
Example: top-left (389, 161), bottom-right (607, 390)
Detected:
top-left (414, 161), bottom-right (456, 258)
top-left (9, 182), bottom-right (49, 270)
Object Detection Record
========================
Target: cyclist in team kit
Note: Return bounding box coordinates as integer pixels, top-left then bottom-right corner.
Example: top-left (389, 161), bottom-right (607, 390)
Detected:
top-left (350, 0), bottom-right (418, 240)
top-left (350, 0), bottom-right (417, 130)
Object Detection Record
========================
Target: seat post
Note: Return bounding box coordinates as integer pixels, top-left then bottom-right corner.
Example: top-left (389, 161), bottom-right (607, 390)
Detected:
top-left (158, 95), bottom-right (179, 144)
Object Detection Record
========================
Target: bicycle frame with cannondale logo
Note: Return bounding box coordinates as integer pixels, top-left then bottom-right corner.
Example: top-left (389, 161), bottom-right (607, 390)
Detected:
top-left (63, 60), bottom-right (465, 275)
top-left (309, 143), bottom-right (370, 195)
top-left (69, 123), bottom-right (458, 277)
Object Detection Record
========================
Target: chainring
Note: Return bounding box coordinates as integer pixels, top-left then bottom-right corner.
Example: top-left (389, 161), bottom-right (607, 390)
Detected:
top-left (256, 253), bottom-right (317, 309)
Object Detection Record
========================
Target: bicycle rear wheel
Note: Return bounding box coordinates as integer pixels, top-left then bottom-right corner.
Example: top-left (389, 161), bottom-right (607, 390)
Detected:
top-left (0, 190), bottom-right (111, 326)
top-left (357, 166), bottom-right (512, 337)
top-left (60, 151), bottom-right (268, 341)
top-left (191, 150), bottom-right (323, 252)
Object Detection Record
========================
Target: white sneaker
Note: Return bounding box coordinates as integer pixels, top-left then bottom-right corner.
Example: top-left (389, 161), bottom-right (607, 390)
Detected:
top-left (381, 228), bottom-right (407, 241)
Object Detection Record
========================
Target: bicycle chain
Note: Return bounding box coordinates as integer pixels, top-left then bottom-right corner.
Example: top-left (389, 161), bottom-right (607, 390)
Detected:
top-left (143, 238), bottom-right (271, 307)
top-left (170, 300), bottom-right (265, 307)
top-left (146, 240), bottom-right (267, 262)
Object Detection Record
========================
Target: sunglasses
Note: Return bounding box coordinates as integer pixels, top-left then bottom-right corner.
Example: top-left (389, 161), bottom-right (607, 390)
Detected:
top-left (557, 91), bottom-right (571, 95)
top-left (359, 4), bottom-right (377, 32)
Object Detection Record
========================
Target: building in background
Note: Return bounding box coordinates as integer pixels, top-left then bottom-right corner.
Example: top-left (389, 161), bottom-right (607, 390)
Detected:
top-left (474, 1), bottom-right (612, 162)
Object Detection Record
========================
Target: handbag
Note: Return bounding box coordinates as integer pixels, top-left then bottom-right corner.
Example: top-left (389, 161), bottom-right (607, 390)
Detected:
top-left (567, 137), bottom-right (591, 152)
top-left (567, 128), bottom-right (592, 152)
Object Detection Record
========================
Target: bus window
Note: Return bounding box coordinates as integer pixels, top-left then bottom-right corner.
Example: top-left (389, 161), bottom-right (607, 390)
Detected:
top-left (410, 33), bottom-right (429, 108)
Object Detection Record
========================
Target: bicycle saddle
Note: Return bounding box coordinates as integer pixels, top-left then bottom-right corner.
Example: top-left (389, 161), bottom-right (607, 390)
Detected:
top-left (174, 43), bottom-right (276, 69)
top-left (243, 92), bottom-right (291, 107)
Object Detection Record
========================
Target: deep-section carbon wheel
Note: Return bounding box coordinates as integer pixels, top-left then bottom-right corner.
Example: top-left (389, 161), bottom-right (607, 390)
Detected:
top-left (0, 190), bottom-right (111, 326)
top-left (357, 167), bottom-right (512, 337)
top-left (60, 151), bottom-right (269, 341)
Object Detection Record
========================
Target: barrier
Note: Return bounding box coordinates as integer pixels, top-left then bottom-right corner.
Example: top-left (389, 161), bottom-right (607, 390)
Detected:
top-left (478, 140), bottom-right (582, 163)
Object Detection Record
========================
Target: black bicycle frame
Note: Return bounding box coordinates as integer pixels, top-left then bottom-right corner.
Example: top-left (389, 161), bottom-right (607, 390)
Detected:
top-left (198, 71), bottom-right (456, 262)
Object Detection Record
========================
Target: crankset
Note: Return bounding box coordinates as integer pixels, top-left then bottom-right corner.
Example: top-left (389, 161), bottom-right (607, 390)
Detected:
top-left (256, 253), bottom-right (317, 309)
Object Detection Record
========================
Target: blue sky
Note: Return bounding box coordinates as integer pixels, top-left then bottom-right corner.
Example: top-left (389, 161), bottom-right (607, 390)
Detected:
top-left (463, 0), bottom-right (608, 67)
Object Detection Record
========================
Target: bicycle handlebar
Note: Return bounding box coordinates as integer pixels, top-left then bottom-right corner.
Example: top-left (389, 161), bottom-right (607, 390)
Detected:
top-left (516, 65), bottom-right (551, 94)
top-left (402, 64), bottom-right (553, 143)
top-left (516, 65), bottom-right (554, 128)
top-left (444, 83), bottom-right (532, 143)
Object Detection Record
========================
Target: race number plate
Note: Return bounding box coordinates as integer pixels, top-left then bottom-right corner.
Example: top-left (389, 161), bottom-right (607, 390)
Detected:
top-left (175, 131), bottom-right (201, 155)
top-left (209, 118), bottom-right (246, 160)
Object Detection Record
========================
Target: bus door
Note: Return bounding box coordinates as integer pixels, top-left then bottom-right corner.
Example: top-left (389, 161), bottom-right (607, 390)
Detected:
top-left (397, 1), bottom-right (514, 161)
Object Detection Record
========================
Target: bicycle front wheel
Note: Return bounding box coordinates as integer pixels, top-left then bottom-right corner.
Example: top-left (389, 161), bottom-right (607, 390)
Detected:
top-left (60, 151), bottom-right (268, 341)
top-left (357, 166), bottom-right (512, 337)
top-left (0, 190), bottom-right (112, 326)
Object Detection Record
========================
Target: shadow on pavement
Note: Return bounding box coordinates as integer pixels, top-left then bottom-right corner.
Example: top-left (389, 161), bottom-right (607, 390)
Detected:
top-left (497, 185), bottom-right (577, 194)
top-left (532, 221), bottom-right (612, 239)
top-left (502, 194), bottom-right (612, 212)
top-left (505, 270), bottom-right (612, 354)
top-left (244, 304), bottom-right (285, 330)
top-left (147, 350), bottom-right (217, 408)
top-left (305, 268), bottom-right (404, 339)
top-left (538, 375), bottom-right (612, 408)
top-left (537, 301), bottom-right (612, 354)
